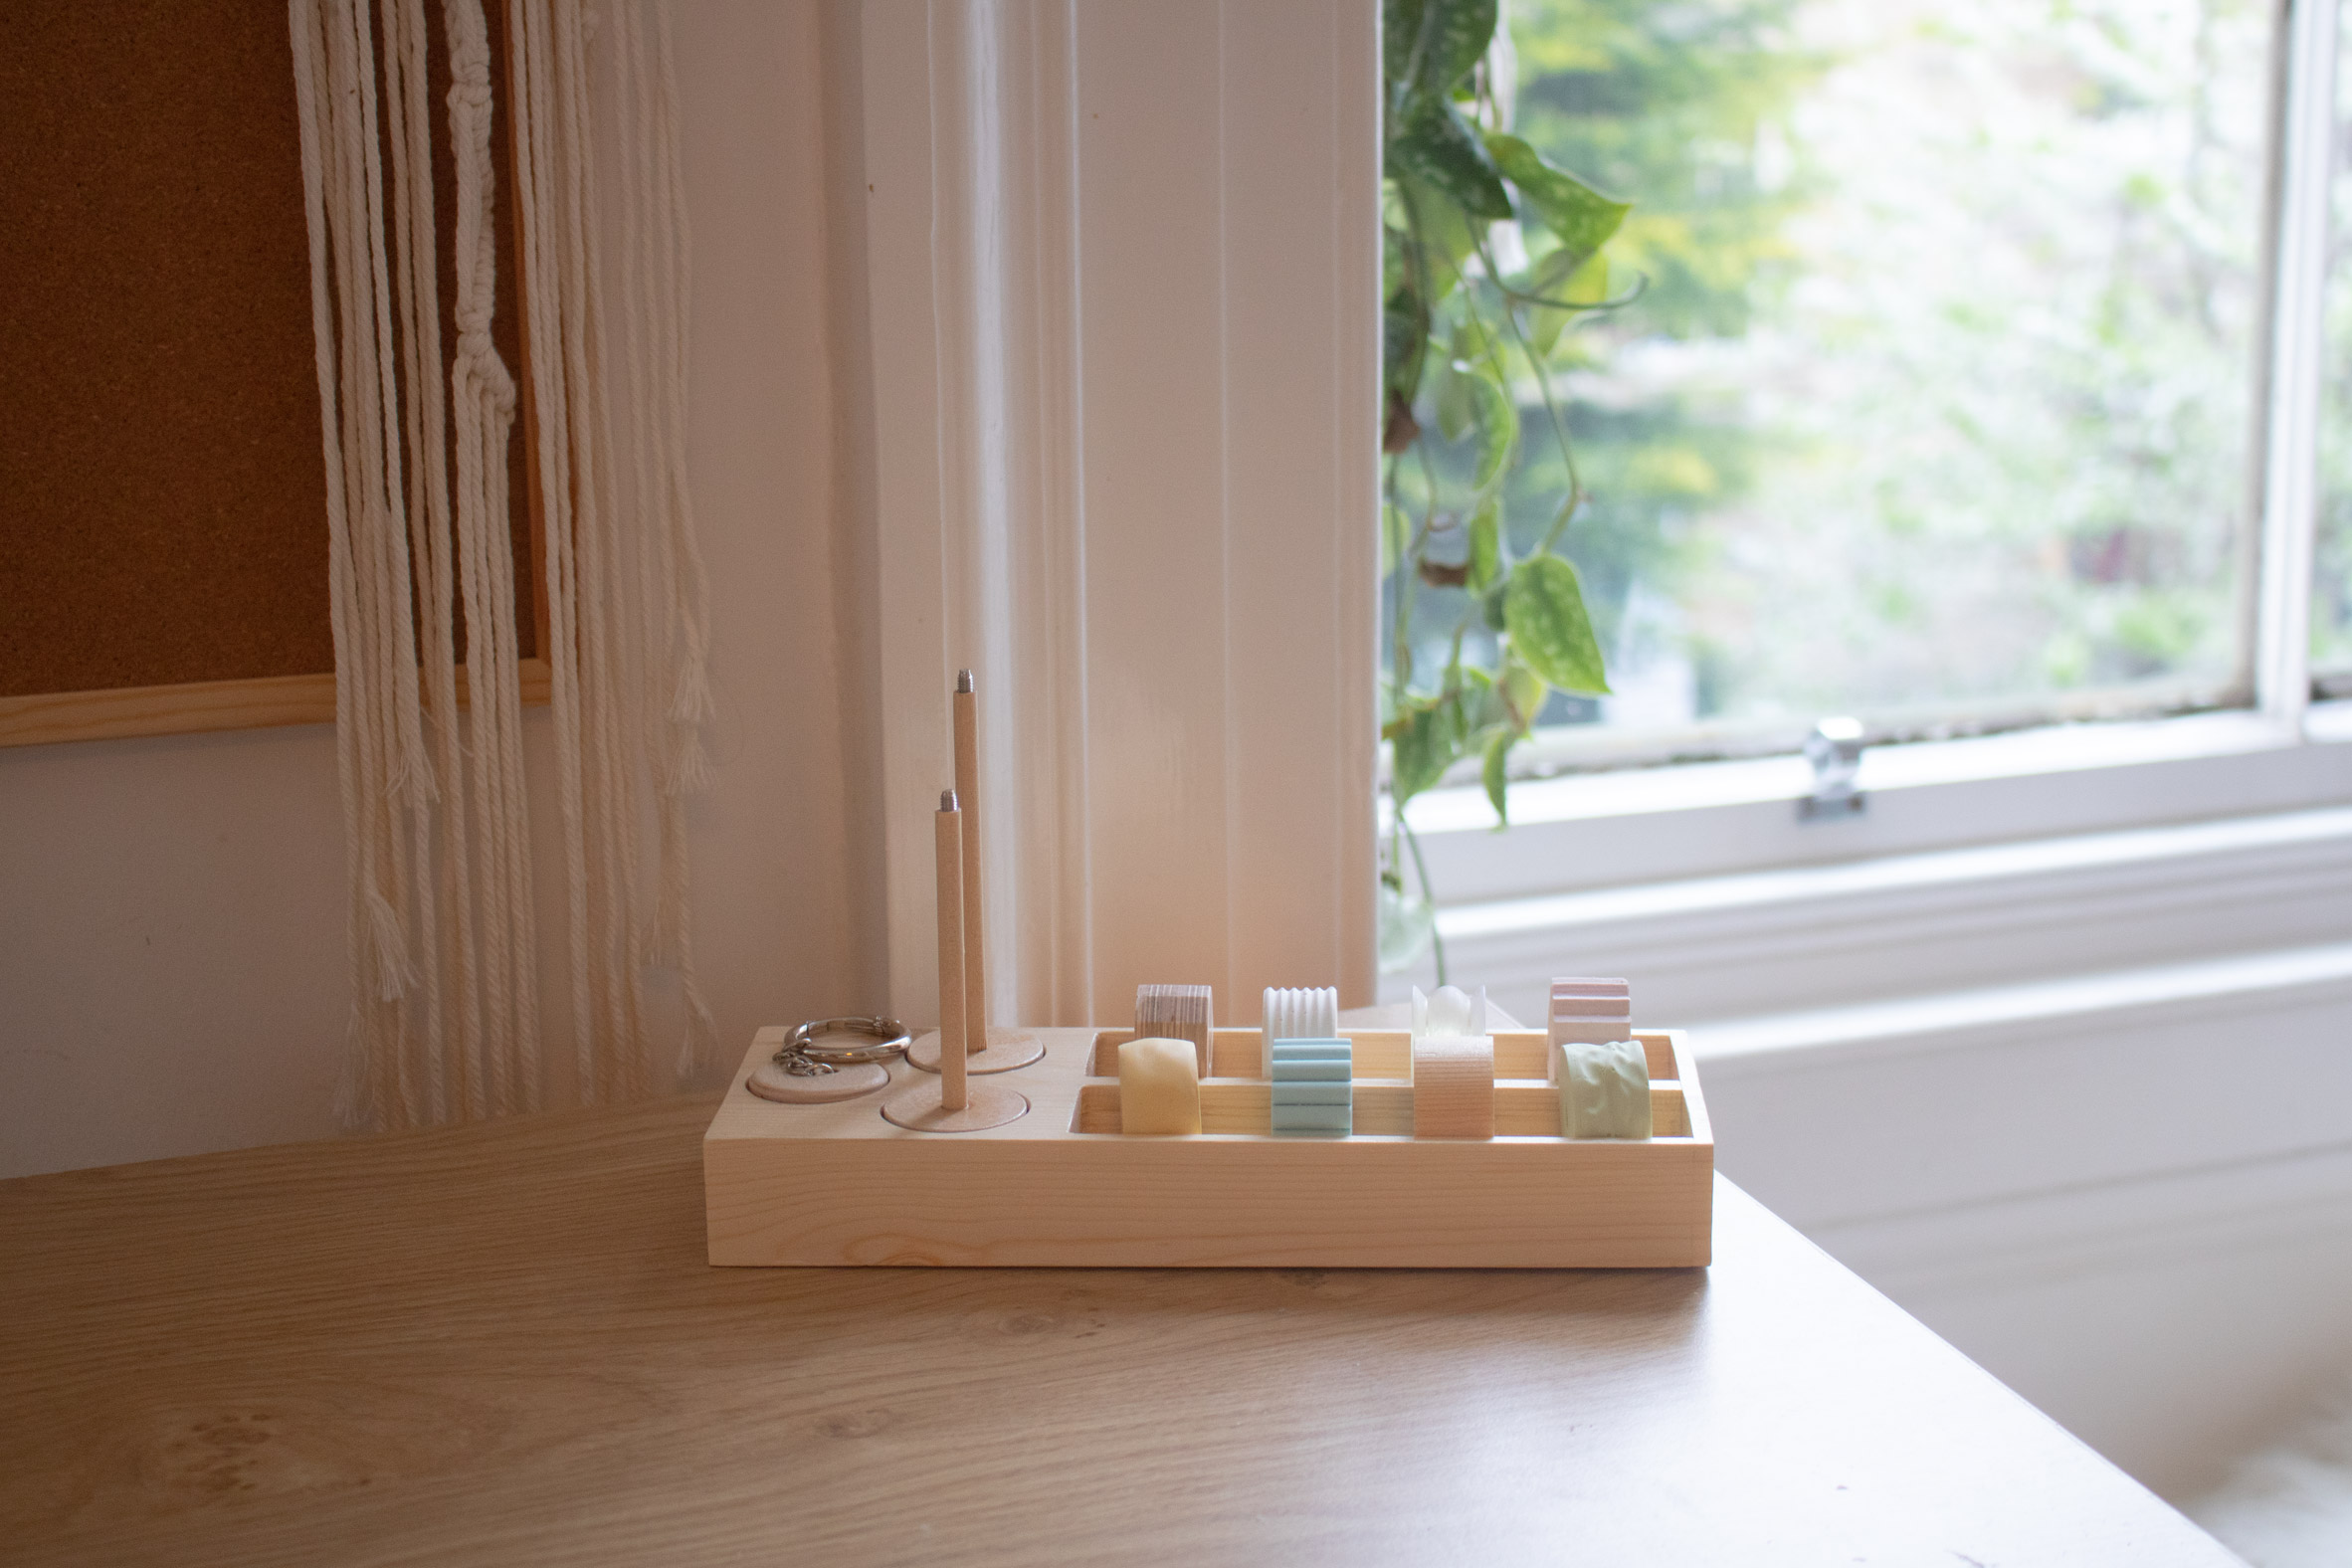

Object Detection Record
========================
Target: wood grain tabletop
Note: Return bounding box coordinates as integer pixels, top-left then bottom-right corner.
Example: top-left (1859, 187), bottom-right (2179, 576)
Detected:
top-left (0, 1093), bottom-right (2241, 1566)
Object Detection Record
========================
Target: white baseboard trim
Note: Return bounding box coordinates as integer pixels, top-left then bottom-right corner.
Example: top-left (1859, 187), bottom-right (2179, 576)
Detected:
top-left (1812, 1140), bottom-right (2352, 1297)
top-left (1695, 941), bottom-right (2352, 1266)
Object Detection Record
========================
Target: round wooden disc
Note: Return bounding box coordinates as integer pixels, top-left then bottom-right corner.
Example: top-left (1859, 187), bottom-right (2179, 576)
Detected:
top-left (745, 1061), bottom-right (891, 1104)
top-left (904, 1026), bottom-right (1047, 1076)
top-left (880, 1078), bottom-right (1029, 1132)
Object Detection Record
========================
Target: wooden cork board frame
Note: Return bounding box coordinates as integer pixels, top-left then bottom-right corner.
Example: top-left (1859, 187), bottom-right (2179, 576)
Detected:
top-left (0, 1), bottom-right (549, 749)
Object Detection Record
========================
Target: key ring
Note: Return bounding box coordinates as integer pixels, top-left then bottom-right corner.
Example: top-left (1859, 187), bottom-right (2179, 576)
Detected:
top-left (775, 1016), bottom-right (910, 1077)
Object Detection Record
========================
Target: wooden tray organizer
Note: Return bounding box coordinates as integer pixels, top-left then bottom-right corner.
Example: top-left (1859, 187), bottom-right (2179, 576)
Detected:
top-left (704, 1024), bottom-right (1712, 1269)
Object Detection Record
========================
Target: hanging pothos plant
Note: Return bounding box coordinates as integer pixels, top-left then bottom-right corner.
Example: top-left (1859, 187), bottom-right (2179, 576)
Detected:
top-left (1380, 0), bottom-right (1634, 980)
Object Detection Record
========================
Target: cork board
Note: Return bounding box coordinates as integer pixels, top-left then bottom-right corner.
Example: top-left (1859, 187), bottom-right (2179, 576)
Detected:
top-left (0, 0), bottom-right (539, 745)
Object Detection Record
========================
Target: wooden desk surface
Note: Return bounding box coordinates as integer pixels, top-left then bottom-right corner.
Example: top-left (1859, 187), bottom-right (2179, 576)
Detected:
top-left (0, 1094), bottom-right (2238, 1566)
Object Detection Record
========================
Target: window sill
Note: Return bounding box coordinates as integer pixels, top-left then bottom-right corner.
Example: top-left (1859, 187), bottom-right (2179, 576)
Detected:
top-left (1395, 702), bottom-right (2352, 904)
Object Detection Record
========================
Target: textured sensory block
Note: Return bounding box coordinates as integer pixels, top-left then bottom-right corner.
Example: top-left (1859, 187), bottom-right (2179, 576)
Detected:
top-left (1270, 1037), bottom-right (1353, 1136)
top-left (1118, 1036), bottom-right (1202, 1135)
top-left (1413, 1034), bottom-right (1494, 1139)
top-left (1262, 987), bottom-right (1339, 1075)
top-left (1269, 1101), bottom-right (1352, 1135)
top-left (1549, 977), bottom-right (1634, 1078)
top-left (1412, 984), bottom-right (1488, 1040)
top-left (1556, 1038), bottom-right (1651, 1140)
top-left (1134, 984), bottom-right (1213, 1076)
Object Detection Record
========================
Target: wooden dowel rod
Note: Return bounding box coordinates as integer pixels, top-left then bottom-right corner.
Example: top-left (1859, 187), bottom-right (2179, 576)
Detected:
top-left (953, 671), bottom-right (984, 1057)
top-left (935, 792), bottom-right (968, 1113)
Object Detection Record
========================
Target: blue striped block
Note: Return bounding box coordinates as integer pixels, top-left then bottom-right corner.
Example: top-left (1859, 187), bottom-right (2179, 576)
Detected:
top-left (1270, 1101), bottom-right (1352, 1135)
top-left (1268, 1038), bottom-right (1352, 1135)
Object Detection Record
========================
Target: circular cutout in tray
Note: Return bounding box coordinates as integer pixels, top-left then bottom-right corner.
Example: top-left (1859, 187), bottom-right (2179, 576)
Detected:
top-left (746, 1060), bottom-right (891, 1104)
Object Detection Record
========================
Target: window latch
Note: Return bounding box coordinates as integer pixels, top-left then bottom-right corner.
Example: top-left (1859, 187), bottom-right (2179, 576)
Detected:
top-left (1799, 717), bottom-right (1866, 822)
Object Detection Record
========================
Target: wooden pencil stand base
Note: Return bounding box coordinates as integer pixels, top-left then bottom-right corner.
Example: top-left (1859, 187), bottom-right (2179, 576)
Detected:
top-left (704, 1024), bottom-right (1713, 1270)
top-left (879, 1076), bottom-right (1029, 1132)
top-left (904, 1025), bottom-right (1048, 1075)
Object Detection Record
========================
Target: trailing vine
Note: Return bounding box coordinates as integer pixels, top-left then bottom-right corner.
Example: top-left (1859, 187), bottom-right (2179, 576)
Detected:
top-left (1381, 0), bottom-right (1634, 978)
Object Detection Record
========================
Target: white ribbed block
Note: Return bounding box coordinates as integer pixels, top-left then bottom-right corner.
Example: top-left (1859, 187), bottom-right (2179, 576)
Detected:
top-left (1260, 986), bottom-right (1338, 1078)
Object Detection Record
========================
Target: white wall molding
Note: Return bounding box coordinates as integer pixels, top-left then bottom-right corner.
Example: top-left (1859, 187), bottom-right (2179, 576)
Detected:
top-left (861, 0), bottom-right (1380, 1030)
top-left (1703, 944), bottom-right (2352, 1220)
top-left (1694, 938), bottom-right (2352, 1074)
top-left (1811, 1140), bottom-right (2352, 1299)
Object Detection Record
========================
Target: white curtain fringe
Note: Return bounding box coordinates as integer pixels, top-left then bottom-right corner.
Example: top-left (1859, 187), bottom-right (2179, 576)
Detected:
top-left (294, 0), bottom-right (710, 1126)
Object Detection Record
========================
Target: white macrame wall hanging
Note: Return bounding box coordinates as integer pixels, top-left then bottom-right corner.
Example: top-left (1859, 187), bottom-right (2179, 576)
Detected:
top-left (291, 0), bottom-right (712, 1130)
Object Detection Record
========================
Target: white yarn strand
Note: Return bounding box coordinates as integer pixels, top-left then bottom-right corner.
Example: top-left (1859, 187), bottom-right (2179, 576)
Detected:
top-left (384, 0), bottom-right (457, 1125)
top-left (614, 0), bottom-right (715, 1075)
top-left (444, 0), bottom-right (538, 1119)
top-left (289, 0), bottom-right (377, 1127)
top-left (555, 0), bottom-right (649, 1102)
top-left (341, 0), bottom-right (430, 1129)
top-left (303, 0), bottom-right (425, 1127)
top-left (509, 0), bottom-right (595, 1105)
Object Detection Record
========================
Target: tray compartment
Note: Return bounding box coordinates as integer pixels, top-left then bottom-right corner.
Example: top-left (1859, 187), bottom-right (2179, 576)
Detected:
top-left (1087, 1028), bottom-right (1674, 1080)
top-left (1072, 1080), bottom-right (1692, 1138)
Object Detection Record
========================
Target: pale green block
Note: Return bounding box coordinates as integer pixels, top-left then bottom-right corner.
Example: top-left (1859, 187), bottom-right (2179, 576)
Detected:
top-left (1556, 1039), bottom-right (1651, 1140)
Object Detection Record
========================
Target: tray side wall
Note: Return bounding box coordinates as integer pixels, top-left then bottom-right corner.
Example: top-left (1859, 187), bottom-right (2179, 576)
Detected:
top-left (705, 1133), bottom-right (1712, 1269)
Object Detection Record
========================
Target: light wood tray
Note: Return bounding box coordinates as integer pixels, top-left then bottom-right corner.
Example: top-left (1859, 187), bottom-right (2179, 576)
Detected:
top-left (703, 1026), bottom-right (1712, 1269)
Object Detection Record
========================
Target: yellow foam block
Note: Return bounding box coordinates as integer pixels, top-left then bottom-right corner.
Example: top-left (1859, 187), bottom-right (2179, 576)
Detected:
top-left (1119, 1036), bottom-right (1202, 1135)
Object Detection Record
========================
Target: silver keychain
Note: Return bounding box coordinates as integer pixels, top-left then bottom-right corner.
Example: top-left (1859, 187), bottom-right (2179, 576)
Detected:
top-left (776, 1016), bottom-right (910, 1077)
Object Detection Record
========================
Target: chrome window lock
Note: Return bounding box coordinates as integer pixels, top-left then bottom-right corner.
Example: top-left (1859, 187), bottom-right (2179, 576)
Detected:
top-left (1800, 717), bottom-right (1867, 822)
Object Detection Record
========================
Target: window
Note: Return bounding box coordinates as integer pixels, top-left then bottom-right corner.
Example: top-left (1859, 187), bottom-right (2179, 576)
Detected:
top-left (2316, 1), bottom-right (2352, 693)
top-left (1387, 0), bottom-right (2352, 1005)
top-left (1394, 0), bottom-right (2344, 775)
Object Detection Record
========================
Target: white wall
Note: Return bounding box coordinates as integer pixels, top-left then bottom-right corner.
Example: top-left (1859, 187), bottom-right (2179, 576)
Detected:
top-left (0, 2), bottom-right (879, 1179)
